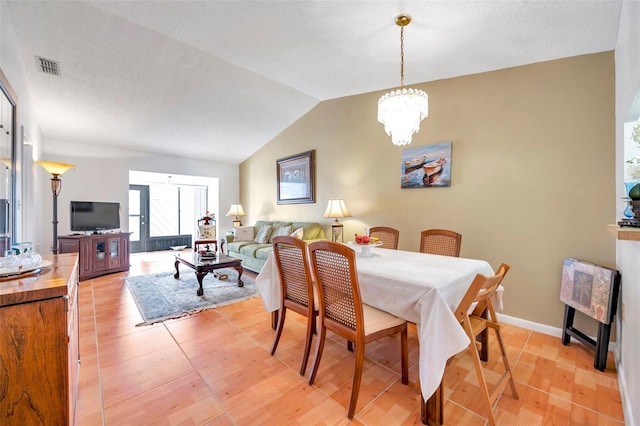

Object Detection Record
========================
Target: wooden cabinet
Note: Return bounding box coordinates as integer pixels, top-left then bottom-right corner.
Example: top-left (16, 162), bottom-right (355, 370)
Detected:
top-left (59, 232), bottom-right (130, 281)
top-left (0, 254), bottom-right (79, 425)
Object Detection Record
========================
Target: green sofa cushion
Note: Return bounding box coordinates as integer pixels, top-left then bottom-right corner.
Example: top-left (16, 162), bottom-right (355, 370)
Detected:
top-left (226, 241), bottom-right (255, 252)
top-left (254, 225), bottom-right (273, 243)
top-left (255, 246), bottom-right (274, 261)
top-left (269, 224), bottom-right (294, 243)
top-left (239, 243), bottom-right (271, 257)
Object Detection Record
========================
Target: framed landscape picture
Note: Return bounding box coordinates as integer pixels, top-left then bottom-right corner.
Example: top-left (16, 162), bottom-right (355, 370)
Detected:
top-left (276, 150), bottom-right (315, 204)
top-left (401, 141), bottom-right (452, 188)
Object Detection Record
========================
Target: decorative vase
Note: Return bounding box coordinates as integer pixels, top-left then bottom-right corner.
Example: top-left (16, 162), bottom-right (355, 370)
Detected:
top-left (623, 182), bottom-right (639, 218)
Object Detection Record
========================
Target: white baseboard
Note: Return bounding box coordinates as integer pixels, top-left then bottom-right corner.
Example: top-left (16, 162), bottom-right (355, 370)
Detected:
top-left (496, 313), bottom-right (616, 353)
top-left (614, 351), bottom-right (636, 426)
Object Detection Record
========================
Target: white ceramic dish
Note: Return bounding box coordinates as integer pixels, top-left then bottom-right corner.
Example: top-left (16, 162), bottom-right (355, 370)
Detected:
top-left (346, 241), bottom-right (383, 258)
top-left (347, 241), bottom-right (383, 248)
top-left (170, 245), bottom-right (187, 251)
top-left (0, 259), bottom-right (53, 278)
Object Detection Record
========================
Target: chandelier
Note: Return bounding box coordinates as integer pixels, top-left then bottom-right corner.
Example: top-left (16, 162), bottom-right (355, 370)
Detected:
top-left (377, 14), bottom-right (428, 146)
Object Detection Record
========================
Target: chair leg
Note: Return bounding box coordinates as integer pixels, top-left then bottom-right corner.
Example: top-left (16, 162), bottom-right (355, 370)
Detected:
top-left (308, 325), bottom-right (326, 385)
top-left (494, 328), bottom-right (519, 399)
top-left (468, 341), bottom-right (497, 426)
top-left (347, 342), bottom-right (366, 419)
top-left (300, 313), bottom-right (315, 376)
top-left (463, 317), bottom-right (497, 426)
top-left (270, 307), bottom-right (287, 355)
top-left (562, 305), bottom-right (575, 345)
top-left (595, 322), bottom-right (612, 372)
top-left (400, 326), bottom-right (409, 385)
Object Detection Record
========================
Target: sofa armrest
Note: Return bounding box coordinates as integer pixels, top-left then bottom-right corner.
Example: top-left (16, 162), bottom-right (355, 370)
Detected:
top-left (225, 233), bottom-right (235, 244)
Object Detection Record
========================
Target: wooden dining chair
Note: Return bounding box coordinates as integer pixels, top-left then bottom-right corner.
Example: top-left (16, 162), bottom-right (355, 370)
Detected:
top-left (307, 240), bottom-right (408, 419)
top-left (369, 226), bottom-right (399, 249)
top-left (270, 236), bottom-right (317, 376)
top-left (452, 263), bottom-right (518, 426)
top-left (419, 228), bottom-right (462, 257)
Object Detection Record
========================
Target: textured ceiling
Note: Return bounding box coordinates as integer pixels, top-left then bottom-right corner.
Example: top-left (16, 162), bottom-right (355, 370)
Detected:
top-left (6, 1), bottom-right (622, 163)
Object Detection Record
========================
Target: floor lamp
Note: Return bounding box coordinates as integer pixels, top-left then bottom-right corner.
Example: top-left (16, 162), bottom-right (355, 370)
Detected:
top-left (35, 161), bottom-right (75, 254)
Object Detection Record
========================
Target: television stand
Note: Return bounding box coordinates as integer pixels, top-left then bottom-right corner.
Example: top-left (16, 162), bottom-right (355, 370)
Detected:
top-left (58, 232), bottom-right (131, 281)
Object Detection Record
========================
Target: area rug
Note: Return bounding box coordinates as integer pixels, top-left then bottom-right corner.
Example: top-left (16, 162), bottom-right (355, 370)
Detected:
top-left (125, 268), bottom-right (256, 326)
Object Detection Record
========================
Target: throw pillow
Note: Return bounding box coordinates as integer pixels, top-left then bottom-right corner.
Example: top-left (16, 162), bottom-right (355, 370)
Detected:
top-left (291, 227), bottom-right (304, 240)
top-left (233, 226), bottom-right (254, 242)
top-left (254, 225), bottom-right (273, 244)
top-left (270, 225), bottom-right (294, 242)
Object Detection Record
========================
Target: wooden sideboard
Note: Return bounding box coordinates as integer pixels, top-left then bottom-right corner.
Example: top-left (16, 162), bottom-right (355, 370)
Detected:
top-left (59, 232), bottom-right (130, 281)
top-left (0, 254), bottom-right (79, 425)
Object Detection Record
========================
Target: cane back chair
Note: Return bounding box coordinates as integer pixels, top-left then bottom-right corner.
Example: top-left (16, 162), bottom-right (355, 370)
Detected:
top-left (369, 226), bottom-right (400, 250)
top-left (419, 229), bottom-right (462, 257)
top-left (307, 240), bottom-right (408, 419)
top-left (271, 236), bottom-right (317, 376)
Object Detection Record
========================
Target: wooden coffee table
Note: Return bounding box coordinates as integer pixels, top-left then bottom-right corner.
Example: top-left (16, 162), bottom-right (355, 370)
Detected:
top-left (174, 252), bottom-right (243, 296)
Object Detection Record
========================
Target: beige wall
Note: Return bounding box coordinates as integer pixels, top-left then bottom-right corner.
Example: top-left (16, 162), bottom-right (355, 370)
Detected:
top-left (240, 52), bottom-right (615, 329)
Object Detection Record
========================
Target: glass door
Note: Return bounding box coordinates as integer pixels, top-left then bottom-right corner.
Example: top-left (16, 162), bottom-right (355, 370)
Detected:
top-left (128, 185), bottom-right (149, 253)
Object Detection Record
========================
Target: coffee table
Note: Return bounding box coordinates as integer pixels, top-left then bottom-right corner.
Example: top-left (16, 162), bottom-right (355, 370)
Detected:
top-left (174, 252), bottom-right (244, 296)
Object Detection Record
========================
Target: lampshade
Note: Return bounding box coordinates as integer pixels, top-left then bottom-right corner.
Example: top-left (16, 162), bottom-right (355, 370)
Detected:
top-left (35, 161), bottom-right (75, 176)
top-left (226, 204), bottom-right (246, 217)
top-left (323, 198), bottom-right (351, 220)
top-left (377, 14), bottom-right (429, 146)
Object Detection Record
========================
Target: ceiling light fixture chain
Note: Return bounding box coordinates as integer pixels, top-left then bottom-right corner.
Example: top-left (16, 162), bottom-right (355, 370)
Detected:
top-left (377, 14), bottom-right (429, 146)
top-left (400, 23), bottom-right (405, 88)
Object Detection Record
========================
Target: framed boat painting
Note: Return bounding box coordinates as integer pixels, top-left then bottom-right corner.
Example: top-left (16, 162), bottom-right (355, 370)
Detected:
top-left (401, 141), bottom-right (452, 188)
top-left (277, 150), bottom-right (315, 204)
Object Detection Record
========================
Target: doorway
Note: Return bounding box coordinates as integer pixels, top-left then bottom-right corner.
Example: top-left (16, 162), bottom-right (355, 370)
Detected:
top-left (128, 171), bottom-right (219, 253)
top-left (129, 184), bottom-right (149, 252)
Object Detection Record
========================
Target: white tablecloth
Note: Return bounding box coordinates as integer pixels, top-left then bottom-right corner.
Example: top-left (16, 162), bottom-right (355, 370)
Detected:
top-left (255, 246), bottom-right (496, 401)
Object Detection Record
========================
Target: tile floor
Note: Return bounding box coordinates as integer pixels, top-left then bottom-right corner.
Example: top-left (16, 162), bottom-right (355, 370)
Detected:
top-left (74, 251), bottom-right (624, 425)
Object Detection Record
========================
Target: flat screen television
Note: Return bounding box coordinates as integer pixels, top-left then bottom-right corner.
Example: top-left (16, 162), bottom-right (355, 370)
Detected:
top-left (70, 201), bottom-right (121, 232)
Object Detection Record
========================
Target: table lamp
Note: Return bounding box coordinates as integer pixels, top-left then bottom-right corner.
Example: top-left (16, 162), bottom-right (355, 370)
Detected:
top-left (323, 198), bottom-right (351, 242)
top-left (226, 204), bottom-right (246, 227)
top-left (35, 160), bottom-right (75, 254)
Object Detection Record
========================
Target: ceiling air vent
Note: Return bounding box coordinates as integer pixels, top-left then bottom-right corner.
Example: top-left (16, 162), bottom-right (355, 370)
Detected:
top-left (35, 56), bottom-right (60, 76)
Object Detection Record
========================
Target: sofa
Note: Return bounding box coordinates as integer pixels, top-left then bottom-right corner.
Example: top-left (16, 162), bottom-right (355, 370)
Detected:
top-left (224, 220), bottom-right (327, 272)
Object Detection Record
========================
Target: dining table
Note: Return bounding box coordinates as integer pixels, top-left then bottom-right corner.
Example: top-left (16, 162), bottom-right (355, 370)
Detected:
top-left (255, 244), bottom-right (498, 425)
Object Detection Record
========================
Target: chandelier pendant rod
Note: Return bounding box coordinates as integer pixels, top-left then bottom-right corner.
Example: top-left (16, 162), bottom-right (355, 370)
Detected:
top-left (400, 25), bottom-right (405, 89)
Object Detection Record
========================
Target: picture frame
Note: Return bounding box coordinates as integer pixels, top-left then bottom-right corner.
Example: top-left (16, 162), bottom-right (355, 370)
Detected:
top-left (276, 150), bottom-right (315, 204)
top-left (401, 141), bottom-right (452, 188)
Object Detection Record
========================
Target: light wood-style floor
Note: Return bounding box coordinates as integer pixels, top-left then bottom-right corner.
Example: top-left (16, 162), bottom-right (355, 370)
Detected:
top-left (75, 251), bottom-right (624, 425)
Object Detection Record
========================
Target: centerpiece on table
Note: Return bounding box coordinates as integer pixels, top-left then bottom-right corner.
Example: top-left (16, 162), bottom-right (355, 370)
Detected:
top-left (349, 233), bottom-right (382, 258)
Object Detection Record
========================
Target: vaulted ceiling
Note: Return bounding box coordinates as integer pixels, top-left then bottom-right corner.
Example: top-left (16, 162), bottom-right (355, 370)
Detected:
top-left (6, 1), bottom-right (622, 163)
